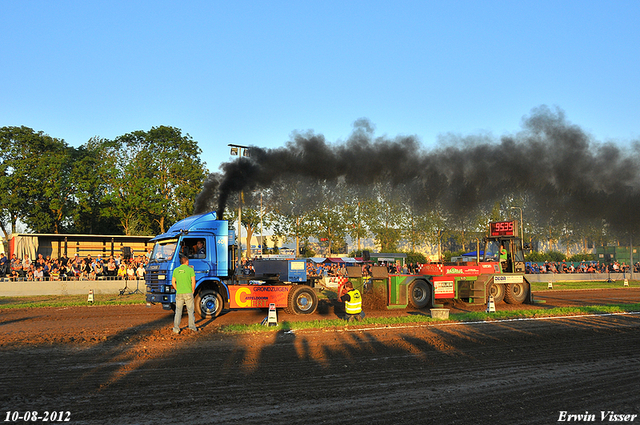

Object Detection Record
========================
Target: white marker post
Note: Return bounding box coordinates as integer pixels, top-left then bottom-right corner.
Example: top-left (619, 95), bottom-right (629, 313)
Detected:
top-left (267, 303), bottom-right (278, 326)
top-left (486, 295), bottom-right (496, 313)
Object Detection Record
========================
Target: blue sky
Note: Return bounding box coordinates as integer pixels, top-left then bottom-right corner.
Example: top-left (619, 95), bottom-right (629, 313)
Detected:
top-left (3, 0), bottom-right (639, 172)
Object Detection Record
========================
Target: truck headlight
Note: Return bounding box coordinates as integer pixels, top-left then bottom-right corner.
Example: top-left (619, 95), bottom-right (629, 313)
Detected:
top-left (164, 285), bottom-right (173, 293)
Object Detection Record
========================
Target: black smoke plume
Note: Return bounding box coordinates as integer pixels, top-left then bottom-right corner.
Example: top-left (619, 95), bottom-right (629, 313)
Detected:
top-left (193, 106), bottom-right (640, 234)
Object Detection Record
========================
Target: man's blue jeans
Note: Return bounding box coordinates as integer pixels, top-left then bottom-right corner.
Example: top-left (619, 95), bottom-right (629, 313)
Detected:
top-left (173, 293), bottom-right (196, 333)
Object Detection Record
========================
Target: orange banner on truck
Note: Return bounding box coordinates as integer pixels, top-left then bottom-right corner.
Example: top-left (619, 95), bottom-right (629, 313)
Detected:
top-left (228, 285), bottom-right (292, 309)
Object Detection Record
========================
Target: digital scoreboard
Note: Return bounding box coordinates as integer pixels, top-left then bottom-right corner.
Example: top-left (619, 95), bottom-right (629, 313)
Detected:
top-left (489, 220), bottom-right (519, 238)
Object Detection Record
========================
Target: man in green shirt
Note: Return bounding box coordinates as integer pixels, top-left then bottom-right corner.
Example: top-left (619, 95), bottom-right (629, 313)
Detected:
top-left (499, 245), bottom-right (508, 272)
top-left (172, 255), bottom-right (198, 334)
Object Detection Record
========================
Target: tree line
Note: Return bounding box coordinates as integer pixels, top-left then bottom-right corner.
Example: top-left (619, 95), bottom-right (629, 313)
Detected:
top-left (0, 125), bottom-right (207, 239)
top-left (225, 178), bottom-right (624, 260)
top-left (1, 125), bottom-right (631, 259)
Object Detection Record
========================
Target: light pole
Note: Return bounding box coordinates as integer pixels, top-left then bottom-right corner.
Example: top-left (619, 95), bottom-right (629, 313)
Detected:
top-left (229, 144), bottom-right (250, 271)
top-left (260, 192), bottom-right (264, 258)
top-left (510, 206), bottom-right (524, 242)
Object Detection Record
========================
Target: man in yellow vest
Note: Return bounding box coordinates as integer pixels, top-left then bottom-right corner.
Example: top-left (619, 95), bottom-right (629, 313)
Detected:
top-left (340, 281), bottom-right (364, 322)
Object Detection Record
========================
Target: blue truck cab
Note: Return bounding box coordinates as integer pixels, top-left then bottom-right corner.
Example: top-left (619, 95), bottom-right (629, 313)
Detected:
top-left (145, 211), bottom-right (235, 318)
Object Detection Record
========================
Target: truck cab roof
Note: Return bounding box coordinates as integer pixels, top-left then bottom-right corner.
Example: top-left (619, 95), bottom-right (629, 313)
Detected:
top-left (150, 211), bottom-right (223, 241)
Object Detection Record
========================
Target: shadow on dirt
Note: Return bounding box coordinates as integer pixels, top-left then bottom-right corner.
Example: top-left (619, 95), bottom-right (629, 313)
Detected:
top-left (5, 295), bottom-right (640, 424)
top-left (0, 316), bottom-right (41, 327)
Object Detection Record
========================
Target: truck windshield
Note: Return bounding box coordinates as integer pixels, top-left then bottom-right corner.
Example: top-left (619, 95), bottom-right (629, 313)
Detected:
top-left (483, 241), bottom-right (500, 262)
top-left (150, 239), bottom-right (178, 262)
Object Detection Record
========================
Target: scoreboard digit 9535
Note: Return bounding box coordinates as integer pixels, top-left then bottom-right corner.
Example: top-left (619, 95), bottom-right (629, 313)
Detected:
top-left (489, 220), bottom-right (519, 238)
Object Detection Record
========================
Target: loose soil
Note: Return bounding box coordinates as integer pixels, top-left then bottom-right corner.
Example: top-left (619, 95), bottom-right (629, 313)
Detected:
top-left (1, 288), bottom-right (639, 424)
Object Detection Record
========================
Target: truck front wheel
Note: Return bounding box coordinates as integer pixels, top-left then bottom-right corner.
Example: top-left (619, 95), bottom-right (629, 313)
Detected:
top-left (289, 286), bottom-right (318, 315)
top-left (195, 289), bottom-right (223, 319)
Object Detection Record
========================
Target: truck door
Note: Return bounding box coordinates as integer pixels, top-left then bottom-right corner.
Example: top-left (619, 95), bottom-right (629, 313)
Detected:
top-left (511, 240), bottom-right (526, 273)
top-left (181, 237), bottom-right (213, 285)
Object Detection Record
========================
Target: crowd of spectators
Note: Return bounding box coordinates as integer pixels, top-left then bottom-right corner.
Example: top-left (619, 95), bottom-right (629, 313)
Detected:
top-left (239, 258), bottom-right (255, 276)
top-left (0, 251), bottom-right (148, 281)
top-left (303, 258), bottom-right (640, 278)
top-left (8, 248), bottom-right (639, 282)
top-left (525, 260), bottom-right (638, 274)
top-left (306, 262), bottom-right (348, 278)
top-left (305, 261), bottom-right (423, 277)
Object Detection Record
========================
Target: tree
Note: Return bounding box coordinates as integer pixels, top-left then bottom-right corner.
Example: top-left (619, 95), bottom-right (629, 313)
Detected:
top-left (0, 127), bottom-right (25, 237)
top-left (0, 126), bottom-right (75, 234)
top-left (70, 138), bottom-right (121, 234)
top-left (238, 205), bottom-right (265, 259)
top-left (402, 207), bottom-right (438, 254)
top-left (98, 126), bottom-right (207, 235)
top-left (268, 178), bottom-right (324, 257)
top-left (271, 210), bottom-right (316, 257)
top-left (364, 184), bottom-right (407, 252)
top-left (423, 206), bottom-right (450, 261)
top-left (363, 184), bottom-right (405, 252)
top-left (343, 198), bottom-right (369, 253)
top-left (311, 203), bottom-right (347, 255)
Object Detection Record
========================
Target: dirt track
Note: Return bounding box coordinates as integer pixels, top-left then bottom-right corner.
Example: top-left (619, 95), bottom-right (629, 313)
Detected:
top-left (1, 288), bottom-right (640, 424)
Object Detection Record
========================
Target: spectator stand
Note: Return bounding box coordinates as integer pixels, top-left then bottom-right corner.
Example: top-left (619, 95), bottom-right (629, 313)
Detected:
top-left (524, 260), bottom-right (635, 283)
top-left (307, 257), bottom-right (357, 289)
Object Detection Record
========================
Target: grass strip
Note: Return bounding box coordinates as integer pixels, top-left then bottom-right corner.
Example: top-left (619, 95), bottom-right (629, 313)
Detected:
top-left (2, 281), bottom-right (636, 308)
top-left (219, 303), bottom-right (640, 334)
top-left (530, 280), bottom-right (639, 291)
top-left (0, 294), bottom-right (147, 309)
